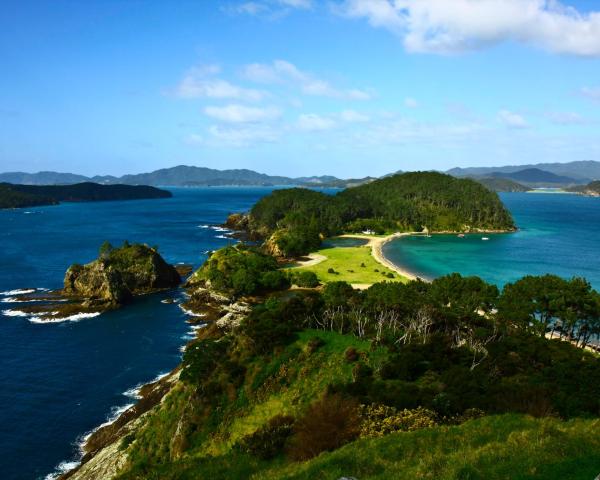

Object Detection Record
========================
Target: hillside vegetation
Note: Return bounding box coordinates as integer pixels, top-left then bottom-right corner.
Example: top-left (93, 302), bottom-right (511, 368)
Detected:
top-left (106, 269), bottom-right (600, 480)
top-left (0, 182), bottom-right (171, 209)
top-left (475, 177), bottom-right (531, 192)
top-left (248, 172), bottom-right (515, 256)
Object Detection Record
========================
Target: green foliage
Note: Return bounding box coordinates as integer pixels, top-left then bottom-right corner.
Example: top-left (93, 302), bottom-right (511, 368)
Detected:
top-left (498, 274), bottom-right (600, 346)
top-left (195, 245), bottom-right (289, 296)
top-left (237, 415), bottom-right (295, 460)
top-left (322, 281), bottom-right (356, 308)
top-left (359, 404), bottom-right (438, 437)
top-left (249, 173), bottom-right (516, 256)
top-left (290, 270), bottom-right (319, 288)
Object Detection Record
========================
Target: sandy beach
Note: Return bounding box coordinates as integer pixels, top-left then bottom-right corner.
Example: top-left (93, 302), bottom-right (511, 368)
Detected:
top-left (339, 232), bottom-right (422, 282)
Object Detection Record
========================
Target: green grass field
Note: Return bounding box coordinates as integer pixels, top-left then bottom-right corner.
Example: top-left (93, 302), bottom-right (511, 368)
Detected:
top-left (293, 245), bottom-right (407, 285)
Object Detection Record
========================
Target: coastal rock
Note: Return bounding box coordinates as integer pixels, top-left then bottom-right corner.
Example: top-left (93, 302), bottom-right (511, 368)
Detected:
top-left (264, 231), bottom-right (286, 258)
top-left (63, 243), bottom-right (181, 307)
top-left (223, 212), bottom-right (249, 230)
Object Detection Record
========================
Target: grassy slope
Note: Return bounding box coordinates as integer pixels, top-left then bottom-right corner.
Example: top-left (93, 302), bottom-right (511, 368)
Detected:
top-left (117, 329), bottom-right (600, 480)
top-left (293, 246), bottom-right (407, 284)
top-left (260, 414), bottom-right (600, 480)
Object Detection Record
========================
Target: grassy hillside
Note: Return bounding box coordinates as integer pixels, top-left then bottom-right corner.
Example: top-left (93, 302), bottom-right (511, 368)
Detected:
top-left (292, 245), bottom-right (404, 285)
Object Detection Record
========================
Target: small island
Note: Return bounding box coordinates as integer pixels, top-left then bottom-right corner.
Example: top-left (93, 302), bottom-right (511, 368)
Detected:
top-left (0, 182), bottom-right (172, 209)
top-left (4, 242), bottom-right (183, 322)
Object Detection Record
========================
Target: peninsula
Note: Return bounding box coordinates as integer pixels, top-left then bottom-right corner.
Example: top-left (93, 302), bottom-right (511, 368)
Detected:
top-left (0, 182), bottom-right (172, 209)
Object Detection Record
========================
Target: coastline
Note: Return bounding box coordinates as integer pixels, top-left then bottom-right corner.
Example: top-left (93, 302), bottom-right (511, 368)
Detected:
top-left (339, 233), bottom-right (422, 282)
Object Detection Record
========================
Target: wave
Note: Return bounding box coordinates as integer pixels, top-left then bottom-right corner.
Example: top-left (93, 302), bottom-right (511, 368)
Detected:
top-left (44, 460), bottom-right (81, 480)
top-left (29, 312), bottom-right (101, 324)
top-left (215, 234), bottom-right (230, 239)
top-left (178, 305), bottom-right (206, 317)
top-left (0, 288), bottom-right (36, 296)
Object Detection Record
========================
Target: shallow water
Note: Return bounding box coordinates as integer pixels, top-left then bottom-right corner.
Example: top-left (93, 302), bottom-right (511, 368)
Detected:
top-left (383, 193), bottom-right (600, 289)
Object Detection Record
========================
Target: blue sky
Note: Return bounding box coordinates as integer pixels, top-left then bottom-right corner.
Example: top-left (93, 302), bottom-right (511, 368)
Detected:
top-left (1, 0), bottom-right (600, 178)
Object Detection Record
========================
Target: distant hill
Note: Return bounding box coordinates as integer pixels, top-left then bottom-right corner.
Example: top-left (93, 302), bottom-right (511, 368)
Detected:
top-left (0, 182), bottom-right (171, 209)
top-left (488, 168), bottom-right (579, 186)
top-left (567, 180), bottom-right (600, 197)
top-left (475, 177), bottom-right (531, 192)
top-left (0, 166), bottom-right (347, 187)
top-left (447, 160), bottom-right (600, 182)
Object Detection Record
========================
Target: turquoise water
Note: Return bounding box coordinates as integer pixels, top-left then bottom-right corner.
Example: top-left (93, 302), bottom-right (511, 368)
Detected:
top-left (383, 193), bottom-right (600, 289)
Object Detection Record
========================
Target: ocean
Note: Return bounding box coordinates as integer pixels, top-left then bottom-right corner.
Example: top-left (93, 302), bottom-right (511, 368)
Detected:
top-left (0, 187), bottom-right (286, 480)
top-left (383, 192), bottom-right (600, 289)
top-left (1, 188), bottom-right (599, 479)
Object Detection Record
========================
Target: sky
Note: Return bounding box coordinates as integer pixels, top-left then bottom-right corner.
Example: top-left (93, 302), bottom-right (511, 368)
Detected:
top-left (1, 0), bottom-right (600, 178)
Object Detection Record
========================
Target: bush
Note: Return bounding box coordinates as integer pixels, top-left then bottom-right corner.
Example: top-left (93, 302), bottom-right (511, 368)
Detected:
top-left (288, 394), bottom-right (360, 460)
top-left (344, 347), bottom-right (360, 363)
top-left (238, 415), bottom-right (295, 459)
top-left (322, 281), bottom-right (356, 309)
top-left (307, 336), bottom-right (325, 353)
top-left (386, 273), bottom-right (394, 278)
top-left (359, 404), bottom-right (438, 438)
top-left (327, 267), bottom-right (336, 274)
top-left (293, 271), bottom-right (320, 288)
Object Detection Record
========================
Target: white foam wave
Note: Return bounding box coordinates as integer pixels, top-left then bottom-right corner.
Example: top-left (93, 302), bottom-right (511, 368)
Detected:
top-left (215, 234), bottom-right (230, 239)
top-left (0, 288), bottom-right (36, 296)
top-left (28, 312), bottom-right (102, 324)
top-left (44, 460), bottom-right (81, 480)
top-left (2, 309), bottom-right (29, 317)
top-left (123, 385), bottom-right (143, 400)
top-left (179, 305), bottom-right (206, 317)
top-left (198, 224), bottom-right (210, 229)
top-left (211, 226), bottom-right (231, 232)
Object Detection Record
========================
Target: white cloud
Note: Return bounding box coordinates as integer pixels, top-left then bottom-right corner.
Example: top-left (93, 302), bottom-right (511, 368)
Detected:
top-left (297, 113), bottom-right (337, 131)
top-left (175, 66), bottom-right (265, 101)
top-left (278, 0), bottom-right (312, 8)
top-left (242, 60), bottom-right (372, 99)
top-left (204, 104), bottom-right (281, 123)
top-left (337, 0), bottom-right (600, 56)
top-left (581, 86), bottom-right (600, 102)
top-left (545, 111), bottom-right (586, 125)
top-left (498, 109), bottom-right (529, 129)
top-left (404, 97), bottom-right (419, 108)
top-left (339, 109), bottom-right (370, 122)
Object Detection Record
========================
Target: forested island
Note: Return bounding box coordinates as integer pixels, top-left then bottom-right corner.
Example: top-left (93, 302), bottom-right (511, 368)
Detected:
top-left (567, 180), bottom-right (600, 197)
top-left (475, 177), bottom-right (532, 192)
top-left (61, 177), bottom-right (600, 480)
top-left (0, 182), bottom-right (171, 209)
top-left (234, 172), bottom-right (516, 257)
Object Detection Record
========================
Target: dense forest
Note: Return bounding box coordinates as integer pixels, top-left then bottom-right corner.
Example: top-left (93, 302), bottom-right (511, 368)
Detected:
top-left (475, 177), bottom-right (531, 192)
top-left (248, 172), bottom-right (516, 256)
top-left (0, 182), bottom-right (171, 209)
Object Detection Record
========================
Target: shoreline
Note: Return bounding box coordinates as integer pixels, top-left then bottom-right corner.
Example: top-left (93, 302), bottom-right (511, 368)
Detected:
top-left (340, 229), bottom-right (516, 284)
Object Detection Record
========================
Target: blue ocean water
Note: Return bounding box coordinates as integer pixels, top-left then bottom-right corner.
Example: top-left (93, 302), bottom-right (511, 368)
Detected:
top-left (0, 187), bottom-right (285, 480)
top-left (383, 193), bottom-right (600, 289)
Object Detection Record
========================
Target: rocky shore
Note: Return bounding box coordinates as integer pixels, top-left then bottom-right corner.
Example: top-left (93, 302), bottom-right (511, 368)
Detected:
top-left (59, 269), bottom-right (256, 479)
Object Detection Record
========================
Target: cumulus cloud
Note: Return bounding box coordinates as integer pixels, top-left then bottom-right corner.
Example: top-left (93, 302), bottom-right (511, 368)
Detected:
top-left (242, 60), bottom-right (372, 99)
top-left (498, 109), bottom-right (529, 129)
top-left (297, 113), bottom-right (337, 131)
top-left (336, 0), bottom-right (600, 56)
top-left (174, 66), bottom-right (265, 101)
top-left (204, 104), bottom-right (281, 123)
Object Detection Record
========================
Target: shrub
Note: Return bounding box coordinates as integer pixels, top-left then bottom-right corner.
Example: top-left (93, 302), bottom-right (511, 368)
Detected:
top-left (293, 271), bottom-right (320, 288)
top-left (344, 347), bottom-right (360, 363)
top-left (238, 415), bottom-right (295, 459)
top-left (322, 281), bottom-right (356, 308)
top-left (327, 267), bottom-right (336, 274)
top-left (359, 404), bottom-right (438, 438)
top-left (288, 394), bottom-right (360, 460)
top-left (386, 273), bottom-right (394, 278)
top-left (307, 336), bottom-right (325, 353)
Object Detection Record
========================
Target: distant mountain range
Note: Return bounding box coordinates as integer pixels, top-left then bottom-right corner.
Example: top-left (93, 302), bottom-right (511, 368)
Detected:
top-left (1, 160), bottom-right (598, 188)
top-left (448, 160), bottom-right (600, 183)
top-left (0, 166), bottom-right (373, 188)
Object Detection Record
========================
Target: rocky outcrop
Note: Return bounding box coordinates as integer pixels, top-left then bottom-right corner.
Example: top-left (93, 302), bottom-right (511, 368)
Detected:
top-left (63, 243), bottom-right (181, 307)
